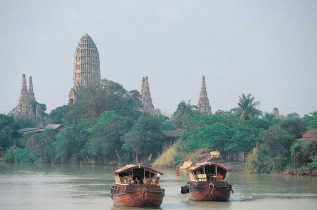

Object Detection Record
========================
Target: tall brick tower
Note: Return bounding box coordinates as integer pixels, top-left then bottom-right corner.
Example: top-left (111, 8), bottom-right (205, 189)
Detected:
top-left (197, 75), bottom-right (211, 115)
top-left (68, 34), bottom-right (100, 104)
top-left (141, 76), bottom-right (154, 114)
top-left (14, 74), bottom-right (43, 123)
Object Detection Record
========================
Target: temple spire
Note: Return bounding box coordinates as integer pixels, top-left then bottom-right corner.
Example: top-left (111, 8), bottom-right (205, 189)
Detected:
top-left (21, 74), bottom-right (27, 93)
top-left (15, 74), bottom-right (43, 123)
top-left (28, 76), bottom-right (35, 101)
top-left (140, 76), bottom-right (154, 114)
top-left (69, 34), bottom-right (100, 104)
top-left (197, 75), bottom-right (211, 115)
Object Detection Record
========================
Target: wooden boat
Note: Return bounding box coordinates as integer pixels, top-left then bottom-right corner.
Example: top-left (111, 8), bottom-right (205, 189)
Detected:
top-left (110, 164), bottom-right (165, 207)
top-left (181, 162), bottom-right (233, 201)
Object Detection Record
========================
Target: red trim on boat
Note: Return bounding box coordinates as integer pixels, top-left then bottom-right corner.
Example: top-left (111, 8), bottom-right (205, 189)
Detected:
top-left (114, 164), bottom-right (163, 175)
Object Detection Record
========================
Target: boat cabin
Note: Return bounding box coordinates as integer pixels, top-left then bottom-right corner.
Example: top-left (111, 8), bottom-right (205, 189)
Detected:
top-left (114, 164), bottom-right (163, 186)
top-left (187, 162), bottom-right (230, 182)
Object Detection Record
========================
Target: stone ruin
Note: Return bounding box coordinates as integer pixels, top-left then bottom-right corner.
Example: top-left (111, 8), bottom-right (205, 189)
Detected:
top-left (273, 107), bottom-right (279, 118)
top-left (68, 34), bottom-right (101, 104)
top-left (197, 75), bottom-right (211, 115)
top-left (14, 74), bottom-right (43, 124)
top-left (140, 76), bottom-right (155, 114)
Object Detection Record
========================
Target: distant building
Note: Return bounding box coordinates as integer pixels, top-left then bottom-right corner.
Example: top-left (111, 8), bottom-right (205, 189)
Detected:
top-left (14, 74), bottom-right (43, 124)
top-left (140, 76), bottom-right (155, 114)
top-left (68, 34), bottom-right (100, 104)
top-left (197, 76), bottom-right (211, 115)
top-left (162, 129), bottom-right (184, 150)
top-left (273, 107), bottom-right (279, 118)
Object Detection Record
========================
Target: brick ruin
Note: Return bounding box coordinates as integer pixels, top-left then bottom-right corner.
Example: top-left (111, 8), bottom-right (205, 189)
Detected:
top-left (197, 75), bottom-right (212, 115)
top-left (14, 74), bottom-right (43, 124)
top-left (14, 35), bottom-right (216, 119)
top-left (273, 107), bottom-right (279, 118)
top-left (141, 76), bottom-right (155, 114)
top-left (68, 34), bottom-right (101, 104)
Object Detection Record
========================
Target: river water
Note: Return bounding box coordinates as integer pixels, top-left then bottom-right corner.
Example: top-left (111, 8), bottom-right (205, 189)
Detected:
top-left (0, 164), bottom-right (316, 210)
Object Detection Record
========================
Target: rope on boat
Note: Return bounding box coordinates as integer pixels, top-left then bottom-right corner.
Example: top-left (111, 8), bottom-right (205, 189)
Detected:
top-left (209, 183), bottom-right (215, 196)
top-left (142, 187), bottom-right (148, 201)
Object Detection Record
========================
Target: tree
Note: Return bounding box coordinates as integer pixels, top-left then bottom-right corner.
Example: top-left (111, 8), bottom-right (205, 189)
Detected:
top-left (172, 100), bottom-right (200, 129)
top-left (26, 130), bottom-right (56, 164)
top-left (123, 116), bottom-right (165, 163)
top-left (286, 112), bottom-right (300, 119)
top-left (0, 114), bottom-right (18, 151)
top-left (53, 120), bottom-right (92, 163)
top-left (229, 118), bottom-right (273, 154)
top-left (231, 93), bottom-right (263, 121)
top-left (156, 114), bottom-right (176, 130)
top-left (280, 118), bottom-right (307, 139)
top-left (89, 111), bottom-right (134, 164)
top-left (310, 111), bottom-right (317, 128)
top-left (46, 105), bottom-right (71, 124)
top-left (258, 125), bottom-right (293, 172)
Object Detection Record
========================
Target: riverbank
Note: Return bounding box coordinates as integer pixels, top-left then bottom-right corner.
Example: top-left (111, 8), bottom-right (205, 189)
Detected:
top-left (152, 146), bottom-right (317, 177)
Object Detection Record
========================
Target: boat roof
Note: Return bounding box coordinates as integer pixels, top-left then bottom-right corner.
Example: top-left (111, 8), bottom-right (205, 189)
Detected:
top-left (188, 162), bottom-right (230, 172)
top-left (114, 164), bottom-right (163, 175)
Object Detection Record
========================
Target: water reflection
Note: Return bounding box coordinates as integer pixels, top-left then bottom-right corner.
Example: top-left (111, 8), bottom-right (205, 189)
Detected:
top-left (0, 164), bottom-right (316, 210)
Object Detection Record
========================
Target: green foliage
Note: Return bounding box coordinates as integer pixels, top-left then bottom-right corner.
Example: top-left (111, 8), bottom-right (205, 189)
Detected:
top-left (308, 156), bottom-right (317, 171)
top-left (230, 118), bottom-right (273, 153)
top-left (26, 130), bottom-right (56, 164)
top-left (172, 100), bottom-right (200, 129)
top-left (263, 112), bottom-right (281, 125)
top-left (179, 111), bottom-right (271, 156)
top-left (46, 105), bottom-right (71, 124)
top-left (293, 141), bottom-right (317, 168)
top-left (245, 147), bottom-right (259, 173)
top-left (231, 93), bottom-right (263, 121)
top-left (310, 111), bottom-right (317, 128)
top-left (286, 112), bottom-right (300, 119)
top-left (257, 125), bottom-right (293, 172)
top-left (14, 117), bottom-right (35, 129)
top-left (74, 80), bottom-right (141, 120)
top-left (182, 123), bottom-right (233, 153)
top-left (97, 111), bottom-right (116, 124)
top-left (156, 114), bottom-right (176, 130)
top-left (4, 148), bottom-right (30, 163)
top-left (0, 114), bottom-right (17, 150)
top-left (280, 118), bottom-right (307, 139)
top-left (90, 114), bottom-right (134, 164)
top-left (53, 120), bottom-right (92, 163)
top-left (124, 115), bottom-right (165, 163)
top-left (302, 114), bottom-right (313, 126)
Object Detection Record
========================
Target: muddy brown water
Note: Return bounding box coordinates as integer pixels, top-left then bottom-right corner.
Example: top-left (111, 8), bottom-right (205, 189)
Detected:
top-left (0, 164), bottom-right (316, 210)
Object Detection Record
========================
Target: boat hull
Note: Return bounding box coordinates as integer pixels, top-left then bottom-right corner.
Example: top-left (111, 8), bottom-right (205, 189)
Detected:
top-left (188, 181), bottom-right (231, 201)
top-left (111, 185), bottom-right (164, 207)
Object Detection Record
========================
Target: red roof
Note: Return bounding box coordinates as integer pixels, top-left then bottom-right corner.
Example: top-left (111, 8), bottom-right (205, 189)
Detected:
top-left (114, 164), bottom-right (163, 175)
top-left (295, 129), bottom-right (317, 142)
top-left (188, 162), bottom-right (230, 172)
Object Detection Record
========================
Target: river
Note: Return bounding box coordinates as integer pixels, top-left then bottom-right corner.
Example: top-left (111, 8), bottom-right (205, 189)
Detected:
top-left (0, 164), bottom-right (316, 210)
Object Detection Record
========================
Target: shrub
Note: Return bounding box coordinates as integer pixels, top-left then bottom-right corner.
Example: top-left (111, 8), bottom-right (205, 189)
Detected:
top-left (4, 148), bottom-right (30, 163)
top-left (308, 156), bottom-right (317, 171)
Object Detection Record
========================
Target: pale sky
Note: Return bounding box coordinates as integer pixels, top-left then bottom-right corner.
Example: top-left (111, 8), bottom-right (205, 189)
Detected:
top-left (1, 0), bottom-right (317, 116)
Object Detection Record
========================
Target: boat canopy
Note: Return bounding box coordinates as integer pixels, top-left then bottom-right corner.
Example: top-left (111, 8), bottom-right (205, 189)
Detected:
top-left (187, 162), bottom-right (230, 182)
top-left (114, 164), bottom-right (163, 175)
top-left (188, 162), bottom-right (230, 173)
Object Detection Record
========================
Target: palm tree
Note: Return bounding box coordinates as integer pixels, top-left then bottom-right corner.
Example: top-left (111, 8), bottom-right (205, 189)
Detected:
top-left (232, 93), bottom-right (263, 121)
top-left (172, 100), bottom-right (199, 129)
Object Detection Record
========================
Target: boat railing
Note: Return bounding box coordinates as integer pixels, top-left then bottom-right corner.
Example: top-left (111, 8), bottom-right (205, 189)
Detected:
top-left (196, 174), bottom-right (207, 182)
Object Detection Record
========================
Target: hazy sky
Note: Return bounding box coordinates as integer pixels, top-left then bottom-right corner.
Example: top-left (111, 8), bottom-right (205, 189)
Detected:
top-left (1, 0), bottom-right (317, 116)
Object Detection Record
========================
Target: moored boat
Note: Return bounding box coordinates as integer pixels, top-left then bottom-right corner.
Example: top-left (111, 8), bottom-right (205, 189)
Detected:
top-left (181, 162), bottom-right (233, 201)
top-left (111, 164), bottom-right (165, 207)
